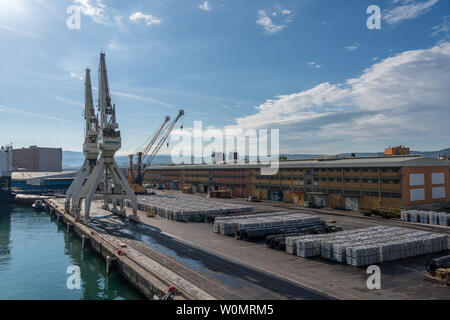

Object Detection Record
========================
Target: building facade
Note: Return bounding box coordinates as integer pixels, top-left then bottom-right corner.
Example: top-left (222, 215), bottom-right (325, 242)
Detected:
top-left (12, 146), bottom-right (62, 172)
top-left (11, 171), bottom-right (75, 194)
top-left (145, 156), bottom-right (450, 211)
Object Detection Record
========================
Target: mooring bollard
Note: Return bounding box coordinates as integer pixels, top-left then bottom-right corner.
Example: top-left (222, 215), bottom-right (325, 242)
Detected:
top-left (106, 256), bottom-right (111, 274)
top-left (82, 235), bottom-right (89, 249)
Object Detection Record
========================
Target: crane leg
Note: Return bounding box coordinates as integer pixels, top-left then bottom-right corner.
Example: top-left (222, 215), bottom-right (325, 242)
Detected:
top-left (109, 161), bottom-right (139, 222)
top-left (66, 160), bottom-right (89, 214)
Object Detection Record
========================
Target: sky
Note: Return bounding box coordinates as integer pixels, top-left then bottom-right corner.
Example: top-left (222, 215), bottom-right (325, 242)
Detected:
top-left (0, 0), bottom-right (449, 156)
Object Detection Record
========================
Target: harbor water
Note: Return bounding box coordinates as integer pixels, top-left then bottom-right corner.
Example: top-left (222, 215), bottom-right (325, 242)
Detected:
top-left (0, 204), bottom-right (143, 300)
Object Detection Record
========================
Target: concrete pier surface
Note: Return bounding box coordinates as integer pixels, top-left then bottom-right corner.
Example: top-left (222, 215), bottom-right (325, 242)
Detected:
top-left (46, 196), bottom-right (449, 300)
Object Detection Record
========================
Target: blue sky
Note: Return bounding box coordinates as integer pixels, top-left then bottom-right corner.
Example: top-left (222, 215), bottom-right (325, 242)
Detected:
top-left (0, 0), bottom-right (449, 155)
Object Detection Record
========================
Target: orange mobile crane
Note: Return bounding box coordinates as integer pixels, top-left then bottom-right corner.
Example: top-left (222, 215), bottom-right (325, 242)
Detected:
top-left (128, 116), bottom-right (170, 194)
top-left (128, 109), bottom-right (184, 194)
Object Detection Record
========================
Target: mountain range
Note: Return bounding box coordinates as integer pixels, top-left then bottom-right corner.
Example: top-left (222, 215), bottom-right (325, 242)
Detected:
top-left (62, 148), bottom-right (450, 170)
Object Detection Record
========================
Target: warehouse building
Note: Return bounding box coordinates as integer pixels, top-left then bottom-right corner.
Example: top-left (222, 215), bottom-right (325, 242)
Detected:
top-left (144, 155), bottom-right (450, 212)
top-left (12, 146), bottom-right (62, 172)
top-left (11, 171), bottom-right (75, 194)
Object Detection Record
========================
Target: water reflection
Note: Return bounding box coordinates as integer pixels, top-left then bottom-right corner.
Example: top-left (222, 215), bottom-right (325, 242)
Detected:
top-left (0, 205), bottom-right (143, 300)
top-left (0, 205), bottom-right (12, 267)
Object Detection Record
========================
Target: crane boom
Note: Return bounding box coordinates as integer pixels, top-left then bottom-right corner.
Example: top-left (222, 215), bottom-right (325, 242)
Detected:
top-left (83, 68), bottom-right (99, 161)
top-left (128, 115), bottom-right (171, 190)
top-left (141, 116), bottom-right (171, 159)
top-left (145, 109), bottom-right (184, 168)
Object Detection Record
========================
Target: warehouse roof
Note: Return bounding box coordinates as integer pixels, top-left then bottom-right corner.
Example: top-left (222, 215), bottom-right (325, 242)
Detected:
top-left (145, 155), bottom-right (450, 171)
top-left (12, 171), bottom-right (76, 180)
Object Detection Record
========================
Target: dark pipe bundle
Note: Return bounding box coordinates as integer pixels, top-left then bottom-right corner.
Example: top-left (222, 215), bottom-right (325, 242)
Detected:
top-left (426, 255), bottom-right (450, 276)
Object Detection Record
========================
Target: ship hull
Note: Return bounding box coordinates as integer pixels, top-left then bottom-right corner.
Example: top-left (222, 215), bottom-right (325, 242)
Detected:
top-left (0, 191), bottom-right (15, 204)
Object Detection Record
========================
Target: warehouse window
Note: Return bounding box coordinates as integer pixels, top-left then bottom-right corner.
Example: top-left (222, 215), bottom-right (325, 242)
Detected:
top-left (432, 187), bottom-right (445, 199)
top-left (431, 172), bottom-right (445, 185)
top-left (409, 173), bottom-right (424, 186)
top-left (410, 188), bottom-right (425, 201)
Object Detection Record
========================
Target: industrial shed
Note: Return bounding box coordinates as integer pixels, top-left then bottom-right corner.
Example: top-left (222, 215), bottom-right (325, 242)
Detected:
top-left (144, 155), bottom-right (450, 212)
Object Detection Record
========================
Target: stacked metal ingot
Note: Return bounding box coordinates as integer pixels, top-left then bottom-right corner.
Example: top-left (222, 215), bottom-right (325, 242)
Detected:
top-left (401, 210), bottom-right (450, 226)
top-left (291, 226), bottom-right (448, 267)
top-left (438, 213), bottom-right (449, 226)
top-left (419, 212), bottom-right (429, 224)
top-left (214, 212), bottom-right (290, 235)
top-left (214, 212), bottom-right (324, 240)
top-left (124, 193), bottom-right (252, 222)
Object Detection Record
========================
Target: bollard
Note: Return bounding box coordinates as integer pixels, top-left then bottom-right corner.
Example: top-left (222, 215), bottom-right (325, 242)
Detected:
top-left (106, 256), bottom-right (111, 274)
top-left (81, 235), bottom-right (90, 249)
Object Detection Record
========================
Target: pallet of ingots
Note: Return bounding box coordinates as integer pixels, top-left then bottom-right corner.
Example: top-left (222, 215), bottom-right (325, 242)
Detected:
top-left (124, 195), bottom-right (252, 222)
top-left (236, 215), bottom-right (324, 241)
top-left (319, 226), bottom-right (388, 261)
top-left (342, 228), bottom-right (427, 265)
top-left (265, 228), bottom-right (325, 251)
top-left (347, 232), bottom-right (448, 266)
top-left (327, 227), bottom-right (418, 263)
top-left (286, 227), bottom-right (375, 257)
top-left (214, 212), bottom-right (324, 240)
top-left (291, 226), bottom-right (448, 267)
top-left (214, 212), bottom-right (292, 235)
top-left (401, 210), bottom-right (450, 226)
top-left (333, 227), bottom-right (419, 263)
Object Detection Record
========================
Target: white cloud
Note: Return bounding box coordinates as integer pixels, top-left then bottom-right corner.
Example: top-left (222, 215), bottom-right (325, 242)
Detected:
top-left (0, 104), bottom-right (74, 124)
top-left (224, 42), bottom-right (450, 153)
top-left (0, 24), bottom-right (43, 40)
top-left (108, 40), bottom-right (121, 50)
top-left (69, 72), bottom-right (83, 81)
top-left (384, 0), bottom-right (439, 25)
top-left (308, 62), bottom-right (322, 69)
top-left (129, 12), bottom-right (162, 26)
top-left (198, 1), bottom-right (211, 11)
top-left (345, 44), bottom-right (359, 51)
top-left (93, 88), bottom-right (176, 109)
top-left (431, 15), bottom-right (450, 37)
top-left (74, 0), bottom-right (107, 23)
top-left (256, 10), bottom-right (285, 34)
top-left (257, 5), bottom-right (295, 34)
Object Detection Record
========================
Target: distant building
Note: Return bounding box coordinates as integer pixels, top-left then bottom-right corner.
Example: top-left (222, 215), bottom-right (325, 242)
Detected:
top-left (228, 152), bottom-right (238, 163)
top-left (11, 171), bottom-right (75, 194)
top-left (384, 145), bottom-right (410, 156)
top-left (13, 146), bottom-right (62, 172)
top-left (211, 152), bottom-right (225, 164)
top-left (145, 155), bottom-right (450, 211)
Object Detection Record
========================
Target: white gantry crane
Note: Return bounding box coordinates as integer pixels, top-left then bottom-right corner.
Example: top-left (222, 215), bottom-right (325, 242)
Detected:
top-left (65, 68), bottom-right (99, 215)
top-left (71, 53), bottom-right (139, 223)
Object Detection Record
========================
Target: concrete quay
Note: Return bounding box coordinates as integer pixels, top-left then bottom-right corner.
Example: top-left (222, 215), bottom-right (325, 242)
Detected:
top-left (45, 196), bottom-right (450, 300)
top-left (45, 198), bottom-right (331, 300)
